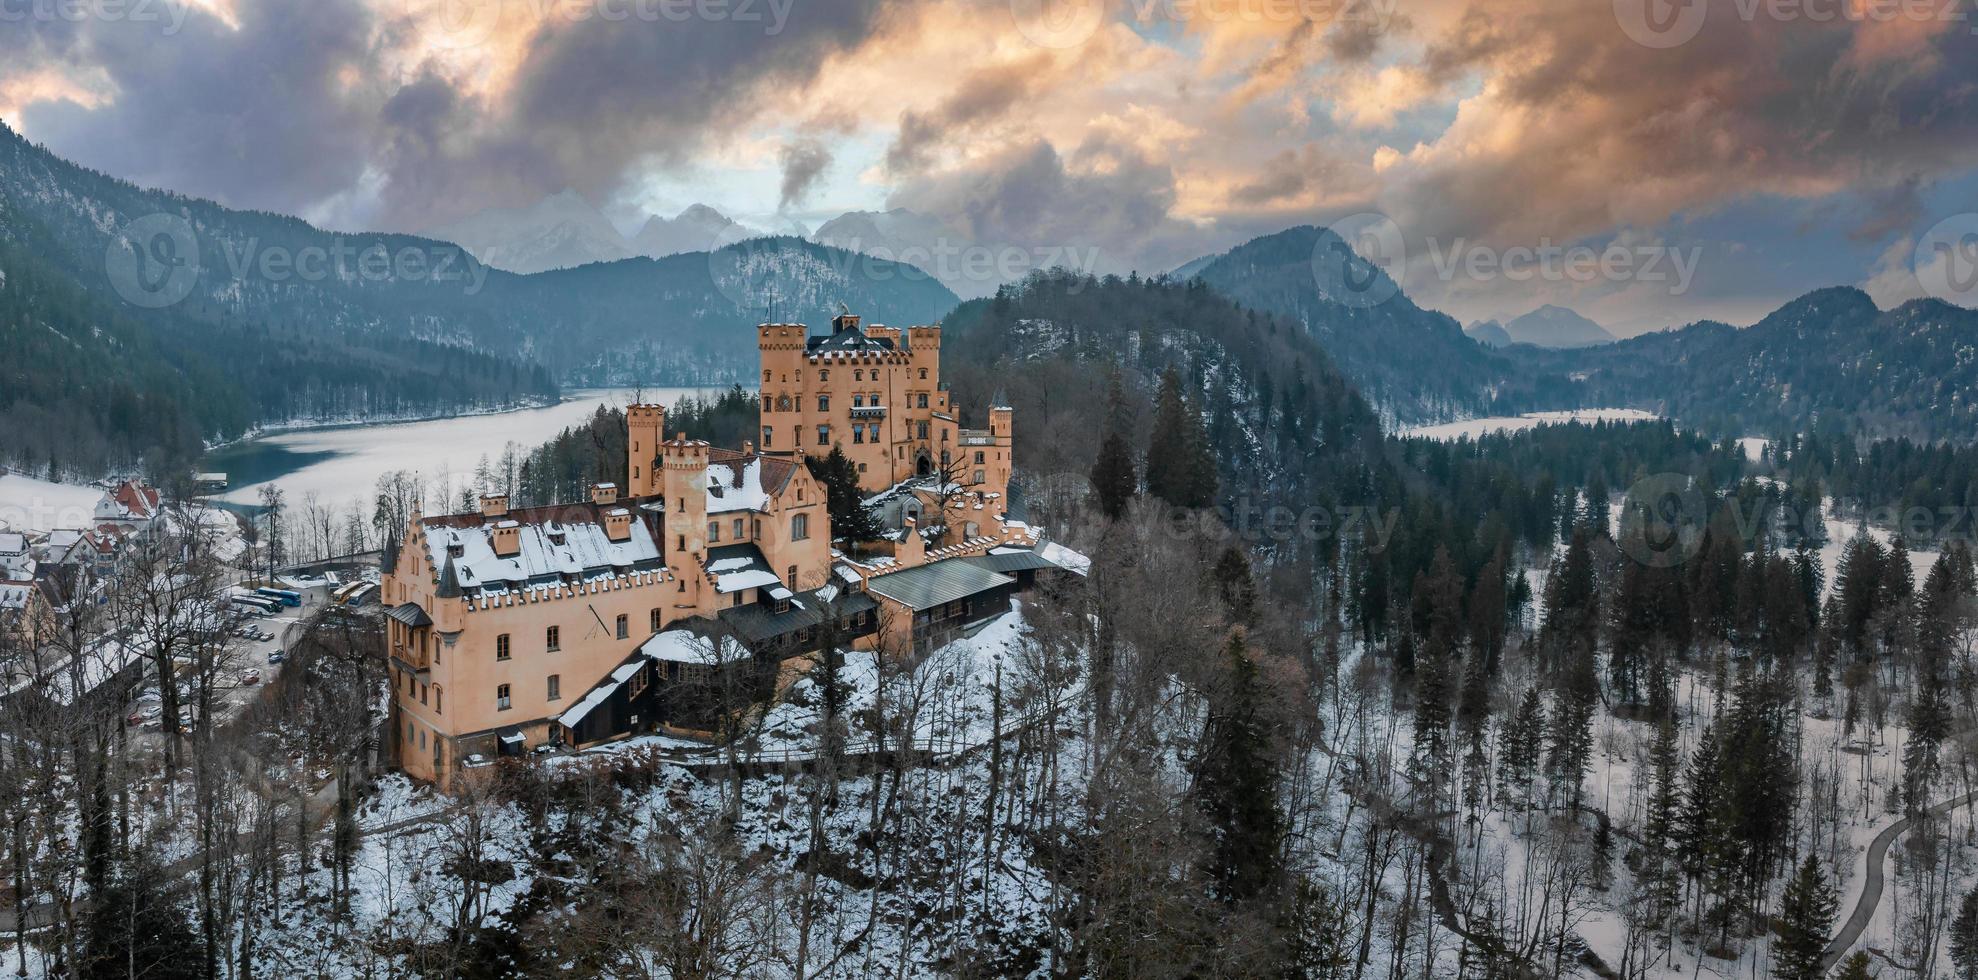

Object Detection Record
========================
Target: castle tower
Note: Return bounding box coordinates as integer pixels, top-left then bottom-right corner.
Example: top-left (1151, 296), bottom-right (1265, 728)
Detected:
top-left (659, 433), bottom-right (710, 574)
top-left (627, 404), bottom-right (666, 497)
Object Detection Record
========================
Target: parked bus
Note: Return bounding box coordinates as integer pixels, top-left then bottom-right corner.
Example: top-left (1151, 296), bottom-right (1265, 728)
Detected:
top-left (230, 595), bottom-right (279, 615)
top-left (331, 581), bottom-right (365, 605)
top-left (344, 583), bottom-right (378, 607)
top-left (255, 587), bottom-right (302, 608)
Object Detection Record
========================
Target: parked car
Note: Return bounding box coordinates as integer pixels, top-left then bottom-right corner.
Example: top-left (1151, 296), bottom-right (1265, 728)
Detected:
top-left (240, 671), bottom-right (260, 685)
top-left (267, 650), bottom-right (285, 664)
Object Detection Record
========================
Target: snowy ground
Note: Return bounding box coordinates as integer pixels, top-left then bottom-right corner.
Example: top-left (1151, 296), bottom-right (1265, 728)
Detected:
top-left (0, 473), bottom-right (102, 532)
top-left (1398, 409), bottom-right (1662, 442)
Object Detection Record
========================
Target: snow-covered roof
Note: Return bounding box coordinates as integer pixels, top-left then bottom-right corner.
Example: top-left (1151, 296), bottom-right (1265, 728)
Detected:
top-left (705, 459), bottom-right (770, 514)
top-left (1037, 541), bottom-right (1090, 576)
top-left (705, 544), bottom-right (783, 594)
top-left (422, 508), bottom-right (661, 593)
top-left (0, 583), bottom-right (34, 610)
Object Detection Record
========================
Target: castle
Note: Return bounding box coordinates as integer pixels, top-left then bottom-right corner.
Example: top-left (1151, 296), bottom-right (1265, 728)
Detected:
top-left (380, 313), bottom-right (1073, 787)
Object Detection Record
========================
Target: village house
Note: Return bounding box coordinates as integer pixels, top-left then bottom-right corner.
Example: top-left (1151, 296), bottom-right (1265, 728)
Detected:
top-left (381, 312), bottom-right (1081, 789)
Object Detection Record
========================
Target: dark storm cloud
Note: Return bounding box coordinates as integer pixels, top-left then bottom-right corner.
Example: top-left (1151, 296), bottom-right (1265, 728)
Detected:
top-left (778, 138), bottom-right (832, 209)
top-left (891, 137), bottom-right (1212, 275)
top-left (884, 52), bottom-right (1056, 176)
top-left (11, 0), bottom-right (888, 229)
top-left (1389, 0), bottom-right (1978, 248)
top-left (18, 0), bottom-right (378, 217)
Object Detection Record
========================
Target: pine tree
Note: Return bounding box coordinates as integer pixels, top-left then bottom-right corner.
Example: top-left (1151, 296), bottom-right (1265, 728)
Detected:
top-left (1090, 428), bottom-right (1137, 520)
top-left (1498, 687), bottom-right (1546, 812)
top-left (806, 444), bottom-right (884, 541)
top-left (1145, 366), bottom-right (1216, 509)
top-left (1773, 855), bottom-right (1838, 980)
top-left (1643, 718), bottom-right (1683, 918)
top-left (1089, 369), bottom-right (1138, 519)
top-left (1951, 887), bottom-right (1978, 980)
top-left (1191, 631), bottom-right (1285, 905)
top-left (1212, 545), bottom-right (1256, 623)
top-left (1831, 951), bottom-right (1872, 980)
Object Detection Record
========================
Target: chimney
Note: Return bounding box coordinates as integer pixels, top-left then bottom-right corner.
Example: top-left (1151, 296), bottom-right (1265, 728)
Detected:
top-left (832, 312), bottom-right (861, 334)
top-left (742, 440), bottom-right (755, 456)
top-left (479, 494), bottom-right (509, 519)
top-left (492, 520), bottom-right (521, 557)
top-left (898, 517), bottom-right (926, 567)
top-left (604, 507), bottom-right (633, 542)
top-left (592, 482), bottom-right (619, 506)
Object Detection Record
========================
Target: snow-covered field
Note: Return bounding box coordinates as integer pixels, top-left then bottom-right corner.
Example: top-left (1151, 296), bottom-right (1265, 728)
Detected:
top-left (1399, 409), bottom-right (1662, 442)
top-left (0, 473), bottom-right (102, 532)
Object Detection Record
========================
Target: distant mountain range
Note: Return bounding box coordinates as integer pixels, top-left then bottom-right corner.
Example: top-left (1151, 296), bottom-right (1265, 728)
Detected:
top-left (1177, 225), bottom-right (1977, 439)
top-left (0, 122), bottom-right (957, 475)
top-left (1504, 287), bottom-right (1978, 441)
top-left (424, 193), bottom-right (794, 275)
top-left (1467, 305), bottom-right (1617, 349)
top-left (1182, 226), bottom-right (1557, 423)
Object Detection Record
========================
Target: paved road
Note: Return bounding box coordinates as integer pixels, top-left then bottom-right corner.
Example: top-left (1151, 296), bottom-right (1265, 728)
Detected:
top-left (1822, 788), bottom-right (1978, 971)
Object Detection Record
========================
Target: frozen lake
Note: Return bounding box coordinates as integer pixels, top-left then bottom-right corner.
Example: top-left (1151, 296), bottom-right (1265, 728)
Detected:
top-left (202, 388), bottom-right (722, 513)
top-left (1397, 408), bottom-right (1662, 441)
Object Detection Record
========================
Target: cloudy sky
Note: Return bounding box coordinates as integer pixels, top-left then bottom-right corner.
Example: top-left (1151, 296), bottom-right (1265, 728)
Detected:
top-left (3, 0), bottom-right (1974, 333)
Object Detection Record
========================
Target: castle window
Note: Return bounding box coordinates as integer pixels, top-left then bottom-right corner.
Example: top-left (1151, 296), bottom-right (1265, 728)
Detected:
top-left (852, 394), bottom-right (863, 408)
top-left (546, 625), bottom-right (560, 652)
top-left (975, 451), bottom-right (986, 464)
top-left (853, 427), bottom-right (863, 444)
top-left (817, 395), bottom-right (829, 412)
top-left (791, 513), bottom-right (810, 540)
top-left (867, 424), bottom-right (879, 442)
top-left (817, 425), bottom-right (830, 446)
top-left (918, 393), bottom-right (929, 409)
top-left (917, 421), bottom-right (929, 440)
top-left (762, 427), bottom-right (772, 447)
top-left (547, 674), bottom-right (561, 700)
top-left (629, 667), bottom-right (648, 697)
top-left (763, 370), bottom-right (771, 382)
top-left (733, 518), bottom-right (744, 539)
top-left (497, 684), bottom-right (512, 711)
top-left (434, 686), bottom-right (442, 713)
top-left (763, 396), bottom-right (773, 413)
top-left (818, 369), bottom-right (829, 381)
top-left (707, 521), bottom-right (719, 542)
top-left (919, 368), bottom-right (928, 379)
top-left (651, 608), bottom-right (662, 632)
top-left (854, 369), bottom-right (863, 381)
top-left (496, 634), bottom-right (511, 661)
top-left (616, 614), bottom-right (628, 640)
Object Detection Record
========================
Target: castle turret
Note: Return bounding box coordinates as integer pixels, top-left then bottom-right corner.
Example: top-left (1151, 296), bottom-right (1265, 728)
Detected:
top-left (659, 433), bottom-right (710, 563)
top-left (627, 404), bottom-right (666, 496)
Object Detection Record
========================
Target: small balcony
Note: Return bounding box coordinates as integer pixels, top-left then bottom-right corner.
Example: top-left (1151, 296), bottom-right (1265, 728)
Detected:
top-left (851, 405), bottom-right (887, 418)
top-left (390, 642), bottom-right (430, 675)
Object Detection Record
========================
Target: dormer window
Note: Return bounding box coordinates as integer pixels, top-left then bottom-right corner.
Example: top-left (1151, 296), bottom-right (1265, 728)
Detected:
top-left (547, 532), bottom-right (566, 547)
top-left (448, 545), bottom-right (464, 559)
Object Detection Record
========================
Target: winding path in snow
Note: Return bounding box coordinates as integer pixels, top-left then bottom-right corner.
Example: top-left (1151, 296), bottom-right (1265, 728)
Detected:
top-left (1822, 788), bottom-right (1978, 972)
